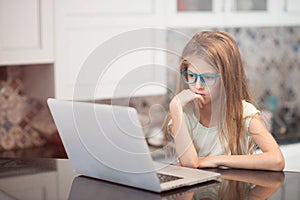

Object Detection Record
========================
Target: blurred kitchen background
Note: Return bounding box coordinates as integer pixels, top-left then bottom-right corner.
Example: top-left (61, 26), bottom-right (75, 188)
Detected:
top-left (1, 0), bottom-right (300, 171)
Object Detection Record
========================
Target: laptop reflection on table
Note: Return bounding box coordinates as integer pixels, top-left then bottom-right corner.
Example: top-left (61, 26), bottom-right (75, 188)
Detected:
top-left (68, 175), bottom-right (220, 200)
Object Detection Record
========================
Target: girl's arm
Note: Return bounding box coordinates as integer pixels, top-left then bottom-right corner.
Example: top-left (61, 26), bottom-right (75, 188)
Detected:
top-left (169, 89), bottom-right (204, 168)
top-left (198, 114), bottom-right (285, 171)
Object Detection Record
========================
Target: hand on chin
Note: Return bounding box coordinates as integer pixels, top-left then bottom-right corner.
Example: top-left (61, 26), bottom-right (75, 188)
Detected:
top-left (195, 97), bottom-right (205, 108)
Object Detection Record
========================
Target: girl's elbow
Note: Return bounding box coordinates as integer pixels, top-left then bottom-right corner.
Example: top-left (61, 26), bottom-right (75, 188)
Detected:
top-left (272, 155), bottom-right (285, 171)
top-left (277, 157), bottom-right (285, 171)
top-left (185, 164), bottom-right (198, 169)
top-left (180, 160), bottom-right (198, 169)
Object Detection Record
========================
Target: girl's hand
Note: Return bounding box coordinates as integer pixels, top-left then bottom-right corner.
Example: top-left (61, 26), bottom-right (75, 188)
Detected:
top-left (170, 89), bottom-right (204, 112)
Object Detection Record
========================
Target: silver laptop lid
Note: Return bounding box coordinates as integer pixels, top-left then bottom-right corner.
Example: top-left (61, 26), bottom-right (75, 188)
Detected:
top-left (47, 98), bottom-right (161, 192)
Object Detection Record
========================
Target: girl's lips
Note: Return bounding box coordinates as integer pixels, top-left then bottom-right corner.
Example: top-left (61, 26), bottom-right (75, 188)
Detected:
top-left (195, 92), bottom-right (205, 97)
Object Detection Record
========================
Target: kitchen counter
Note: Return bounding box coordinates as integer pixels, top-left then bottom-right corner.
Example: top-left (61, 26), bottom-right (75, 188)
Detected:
top-left (0, 158), bottom-right (298, 200)
top-left (0, 143), bottom-right (67, 159)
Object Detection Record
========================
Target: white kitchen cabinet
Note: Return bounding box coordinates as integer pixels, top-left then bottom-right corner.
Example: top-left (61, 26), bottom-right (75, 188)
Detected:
top-left (224, 0), bottom-right (300, 27)
top-left (286, 0), bottom-right (300, 12)
top-left (166, 0), bottom-right (300, 28)
top-left (0, 0), bottom-right (53, 65)
top-left (166, 0), bottom-right (225, 27)
top-left (54, 0), bottom-right (167, 100)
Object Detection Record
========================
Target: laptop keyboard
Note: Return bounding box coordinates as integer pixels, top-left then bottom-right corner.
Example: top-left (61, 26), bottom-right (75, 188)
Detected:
top-left (157, 173), bottom-right (183, 183)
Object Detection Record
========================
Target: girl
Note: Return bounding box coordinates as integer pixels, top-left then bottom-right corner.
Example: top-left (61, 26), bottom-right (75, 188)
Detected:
top-left (164, 31), bottom-right (285, 171)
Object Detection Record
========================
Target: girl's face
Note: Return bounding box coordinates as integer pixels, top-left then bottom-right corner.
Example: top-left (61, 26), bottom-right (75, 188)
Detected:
top-left (185, 57), bottom-right (221, 107)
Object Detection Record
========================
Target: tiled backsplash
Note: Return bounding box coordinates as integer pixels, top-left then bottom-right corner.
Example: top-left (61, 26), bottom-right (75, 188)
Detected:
top-left (0, 66), bottom-right (57, 151)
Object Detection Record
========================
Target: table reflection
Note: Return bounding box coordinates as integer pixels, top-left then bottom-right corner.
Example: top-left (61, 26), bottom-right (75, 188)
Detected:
top-left (0, 159), bottom-right (289, 200)
top-left (213, 169), bottom-right (285, 200)
top-left (68, 169), bottom-right (285, 200)
top-left (68, 175), bottom-right (219, 200)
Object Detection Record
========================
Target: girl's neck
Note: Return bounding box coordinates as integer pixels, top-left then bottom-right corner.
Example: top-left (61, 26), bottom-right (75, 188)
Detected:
top-left (199, 105), bottom-right (212, 128)
top-left (198, 103), bottom-right (219, 128)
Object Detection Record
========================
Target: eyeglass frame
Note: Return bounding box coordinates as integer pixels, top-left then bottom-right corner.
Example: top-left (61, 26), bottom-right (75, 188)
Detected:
top-left (181, 70), bottom-right (220, 86)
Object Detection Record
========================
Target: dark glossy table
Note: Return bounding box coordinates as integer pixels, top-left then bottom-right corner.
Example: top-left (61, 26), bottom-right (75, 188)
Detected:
top-left (0, 158), bottom-right (298, 200)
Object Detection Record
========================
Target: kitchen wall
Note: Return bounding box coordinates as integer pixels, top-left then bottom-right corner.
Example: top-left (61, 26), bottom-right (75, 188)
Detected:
top-left (1, 26), bottom-right (300, 151)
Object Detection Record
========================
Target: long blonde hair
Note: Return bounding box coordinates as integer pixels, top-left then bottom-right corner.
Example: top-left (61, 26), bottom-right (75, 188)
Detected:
top-left (163, 31), bottom-right (257, 155)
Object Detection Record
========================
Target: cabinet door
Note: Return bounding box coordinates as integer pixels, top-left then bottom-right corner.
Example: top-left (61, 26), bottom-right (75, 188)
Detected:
top-left (54, 0), bottom-right (167, 100)
top-left (231, 0), bottom-right (267, 11)
top-left (286, 0), bottom-right (300, 12)
top-left (166, 0), bottom-right (225, 27)
top-left (167, 0), bottom-right (300, 27)
top-left (0, 0), bottom-right (53, 65)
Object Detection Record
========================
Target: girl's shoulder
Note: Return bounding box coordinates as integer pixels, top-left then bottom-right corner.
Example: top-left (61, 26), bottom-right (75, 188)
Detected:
top-left (242, 100), bottom-right (261, 134)
top-left (242, 100), bottom-right (260, 118)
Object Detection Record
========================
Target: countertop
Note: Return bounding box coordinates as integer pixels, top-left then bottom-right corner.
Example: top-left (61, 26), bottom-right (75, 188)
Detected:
top-left (0, 158), bottom-right (298, 200)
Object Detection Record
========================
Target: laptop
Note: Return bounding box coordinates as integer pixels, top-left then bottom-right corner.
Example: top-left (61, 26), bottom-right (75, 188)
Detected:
top-left (47, 98), bottom-right (220, 193)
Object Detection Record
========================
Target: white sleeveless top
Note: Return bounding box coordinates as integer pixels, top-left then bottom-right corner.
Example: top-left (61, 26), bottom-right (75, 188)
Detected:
top-left (167, 100), bottom-right (260, 157)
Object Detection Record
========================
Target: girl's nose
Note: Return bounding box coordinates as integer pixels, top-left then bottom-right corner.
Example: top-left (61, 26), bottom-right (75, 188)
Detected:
top-left (195, 78), bottom-right (204, 89)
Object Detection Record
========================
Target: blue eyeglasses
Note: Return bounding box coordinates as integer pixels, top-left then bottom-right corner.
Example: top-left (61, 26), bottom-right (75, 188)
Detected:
top-left (181, 71), bottom-right (220, 86)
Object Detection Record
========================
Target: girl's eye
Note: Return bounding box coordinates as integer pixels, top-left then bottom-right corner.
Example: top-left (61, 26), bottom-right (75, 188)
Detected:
top-left (188, 74), bottom-right (195, 78)
top-left (203, 73), bottom-right (216, 78)
top-left (203, 75), bottom-right (214, 80)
